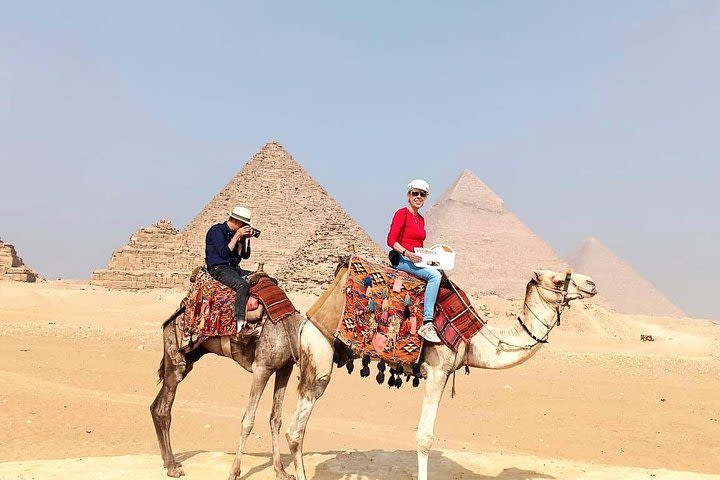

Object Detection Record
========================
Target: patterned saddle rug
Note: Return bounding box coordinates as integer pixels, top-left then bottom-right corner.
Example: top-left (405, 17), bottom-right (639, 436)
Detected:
top-left (176, 269), bottom-right (297, 351)
top-left (337, 256), bottom-right (486, 369)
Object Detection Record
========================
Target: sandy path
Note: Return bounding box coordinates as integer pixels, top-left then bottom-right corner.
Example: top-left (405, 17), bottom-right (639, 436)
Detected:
top-left (1, 280), bottom-right (719, 479)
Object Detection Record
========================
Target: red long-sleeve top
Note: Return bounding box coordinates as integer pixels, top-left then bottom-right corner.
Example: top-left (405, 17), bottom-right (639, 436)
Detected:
top-left (386, 207), bottom-right (426, 252)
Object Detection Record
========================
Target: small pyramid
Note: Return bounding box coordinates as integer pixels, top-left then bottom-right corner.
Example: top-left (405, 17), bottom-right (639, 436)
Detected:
top-left (0, 238), bottom-right (38, 282)
top-left (91, 220), bottom-right (193, 289)
top-left (425, 170), bottom-right (567, 299)
top-left (566, 237), bottom-right (684, 317)
top-left (276, 214), bottom-right (384, 295)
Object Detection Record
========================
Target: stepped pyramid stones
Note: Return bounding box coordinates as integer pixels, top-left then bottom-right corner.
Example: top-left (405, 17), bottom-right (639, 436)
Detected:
top-left (182, 141), bottom-right (384, 287)
top-left (566, 237), bottom-right (684, 317)
top-left (90, 220), bottom-right (194, 289)
top-left (424, 170), bottom-right (567, 299)
top-left (276, 216), bottom-right (384, 295)
top-left (0, 239), bottom-right (38, 282)
top-left (92, 141), bottom-right (384, 291)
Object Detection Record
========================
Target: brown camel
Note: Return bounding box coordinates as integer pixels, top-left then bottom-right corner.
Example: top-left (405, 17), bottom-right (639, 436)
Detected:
top-left (284, 265), bottom-right (597, 480)
top-left (150, 301), bottom-right (305, 480)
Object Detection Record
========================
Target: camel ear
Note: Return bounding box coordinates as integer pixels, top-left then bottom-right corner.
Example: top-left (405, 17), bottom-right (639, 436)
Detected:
top-left (532, 270), bottom-right (544, 284)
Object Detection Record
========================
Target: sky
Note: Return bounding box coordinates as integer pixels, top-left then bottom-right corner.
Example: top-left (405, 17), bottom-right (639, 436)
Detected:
top-left (1, 1), bottom-right (718, 319)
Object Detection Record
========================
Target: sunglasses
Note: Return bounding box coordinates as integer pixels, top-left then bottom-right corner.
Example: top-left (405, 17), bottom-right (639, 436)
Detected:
top-left (410, 190), bottom-right (428, 198)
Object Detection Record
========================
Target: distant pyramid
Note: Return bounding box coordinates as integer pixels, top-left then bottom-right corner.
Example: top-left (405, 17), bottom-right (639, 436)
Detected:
top-left (0, 238), bottom-right (38, 282)
top-left (93, 142), bottom-right (384, 291)
top-left (566, 237), bottom-right (684, 317)
top-left (90, 220), bottom-right (193, 289)
top-left (424, 170), bottom-right (567, 299)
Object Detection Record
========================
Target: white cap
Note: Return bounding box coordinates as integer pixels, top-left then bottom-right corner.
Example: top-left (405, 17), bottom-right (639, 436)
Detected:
top-left (407, 179), bottom-right (430, 194)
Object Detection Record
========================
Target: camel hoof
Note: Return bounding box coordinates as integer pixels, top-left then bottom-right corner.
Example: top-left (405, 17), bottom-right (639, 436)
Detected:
top-left (276, 472), bottom-right (295, 480)
top-left (167, 465), bottom-right (185, 477)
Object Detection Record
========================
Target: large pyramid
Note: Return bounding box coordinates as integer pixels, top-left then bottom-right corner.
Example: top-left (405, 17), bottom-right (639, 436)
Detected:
top-left (424, 170), bottom-right (567, 299)
top-left (0, 238), bottom-right (38, 282)
top-left (566, 237), bottom-right (684, 317)
top-left (92, 142), bottom-right (384, 291)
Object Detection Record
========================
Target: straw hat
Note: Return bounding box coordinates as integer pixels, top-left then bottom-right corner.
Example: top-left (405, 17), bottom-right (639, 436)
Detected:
top-left (228, 206), bottom-right (256, 229)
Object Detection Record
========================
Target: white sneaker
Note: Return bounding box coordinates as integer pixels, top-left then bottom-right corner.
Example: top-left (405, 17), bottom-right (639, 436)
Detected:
top-left (417, 323), bottom-right (441, 343)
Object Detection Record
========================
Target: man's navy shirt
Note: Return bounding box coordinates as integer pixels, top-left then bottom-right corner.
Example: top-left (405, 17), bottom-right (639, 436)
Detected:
top-left (205, 222), bottom-right (250, 268)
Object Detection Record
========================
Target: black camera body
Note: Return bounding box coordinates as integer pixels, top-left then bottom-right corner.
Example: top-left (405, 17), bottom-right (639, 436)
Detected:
top-left (251, 228), bottom-right (261, 238)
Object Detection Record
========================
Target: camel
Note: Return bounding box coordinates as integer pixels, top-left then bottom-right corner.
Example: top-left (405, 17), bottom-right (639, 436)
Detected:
top-left (151, 298), bottom-right (305, 480)
top-left (284, 264), bottom-right (597, 480)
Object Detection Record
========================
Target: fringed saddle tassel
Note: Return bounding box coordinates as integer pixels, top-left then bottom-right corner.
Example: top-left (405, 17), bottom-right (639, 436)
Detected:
top-left (412, 362), bottom-right (421, 387)
top-left (403, 304), bottom-right (411, 319)
top-left (395, 365), bottom-right (404, 388)
top-left (381, 298), bottom-right (389, 311)
top-left (332, 349), bottom-right (343, 368)
top-left (346, 357), bottom-right (355, 375)
top-left (360, 355), bottom-right (371, 377)
top-left (367, 299), bottom-right (376, 313)
top-left (382, 286), bottom-right (390, 298)
top-left (376, 360), bottom-right (386, 384)
top-left (388, 367), bottom-right (396, 387)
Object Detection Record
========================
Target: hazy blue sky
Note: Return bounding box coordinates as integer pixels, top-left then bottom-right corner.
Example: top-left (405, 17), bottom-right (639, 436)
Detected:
top-left (1, 2), bottom-right (718, 318)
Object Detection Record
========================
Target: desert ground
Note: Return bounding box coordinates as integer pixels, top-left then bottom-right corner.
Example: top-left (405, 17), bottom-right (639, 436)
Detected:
top-left (1, 279), bottom-right (719, 480)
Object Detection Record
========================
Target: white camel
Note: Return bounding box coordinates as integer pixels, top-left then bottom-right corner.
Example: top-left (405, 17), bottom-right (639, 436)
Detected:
top-left (284, 266), bottom-right (597, 480)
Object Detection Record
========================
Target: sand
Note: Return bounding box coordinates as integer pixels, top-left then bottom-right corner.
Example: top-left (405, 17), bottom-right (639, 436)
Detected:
top-left (1, 280), bottom-right (719, 479)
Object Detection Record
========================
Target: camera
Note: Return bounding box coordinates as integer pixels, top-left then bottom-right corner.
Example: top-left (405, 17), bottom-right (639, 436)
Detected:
top-left (251, 228), bottom-right (261, 238)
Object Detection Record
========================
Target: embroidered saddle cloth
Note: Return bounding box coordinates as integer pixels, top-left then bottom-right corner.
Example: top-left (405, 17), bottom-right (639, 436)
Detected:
top-left (337, 256), bottom-right (485, 364)
top-left (338, 256), bottom-right (427, 367)
top-left (176, 269), bottom-right (297, 351)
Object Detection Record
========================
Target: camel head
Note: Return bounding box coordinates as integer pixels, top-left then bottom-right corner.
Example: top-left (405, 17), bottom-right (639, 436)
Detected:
top-left (531, 269), bottom-right (598, 305)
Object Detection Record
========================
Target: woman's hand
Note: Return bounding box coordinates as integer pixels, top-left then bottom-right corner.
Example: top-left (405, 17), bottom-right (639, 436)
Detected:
top-left (405, 251), bottom-right (422, 263)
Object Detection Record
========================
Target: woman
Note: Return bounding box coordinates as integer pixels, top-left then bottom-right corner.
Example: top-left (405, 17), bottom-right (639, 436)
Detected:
top-left (386, 179), bottom-right (442, 343)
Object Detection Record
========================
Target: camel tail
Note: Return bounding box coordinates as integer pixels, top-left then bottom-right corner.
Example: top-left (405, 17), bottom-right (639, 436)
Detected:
top-left (156, 356), bottom-right (165, 385)
top-left (157, 304), bottom-right (185, 385)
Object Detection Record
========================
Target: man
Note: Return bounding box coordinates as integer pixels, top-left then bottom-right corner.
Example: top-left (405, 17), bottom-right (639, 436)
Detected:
top-left (205, 206), bottom-right (256, 331)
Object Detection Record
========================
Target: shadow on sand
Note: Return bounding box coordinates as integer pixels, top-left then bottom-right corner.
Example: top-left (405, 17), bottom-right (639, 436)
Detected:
top-left (174, 449), bottom-right (556, 480)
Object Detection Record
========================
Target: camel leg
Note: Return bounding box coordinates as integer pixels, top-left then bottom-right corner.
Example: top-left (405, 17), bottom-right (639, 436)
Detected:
top-left (269, 363), bottom-right (294, 480)
top-left (416, 367), bottom-right (450, 480)
top-left (285, 327), bottom-right (334, 480)
top-left (151, 351), bottom-right (197, 478)
top-left (227, 365), bottom-right (274, 480)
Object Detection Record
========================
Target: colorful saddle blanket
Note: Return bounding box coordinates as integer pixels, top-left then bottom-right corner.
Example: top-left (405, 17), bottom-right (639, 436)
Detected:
top-left (177, 269), bottom-right (297, 350)
top-left (337, 256), bottom-right (485, 365)
top-left (434, 280), bottom-right (485, 351)
top-left (338, 256), bottom-right (426, 367)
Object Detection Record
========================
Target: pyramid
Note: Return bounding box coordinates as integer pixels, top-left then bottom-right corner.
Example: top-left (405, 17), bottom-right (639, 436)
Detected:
top-left (93, 142), bottom-right (384, 291)
top-left (91, 220), bottom-right (194, 289)
top-left (424, 170), bottom-right (567, 299)
top-left (0, 238), bottom-right (38, 282)
top-left (276, 215), bottom-right (385, 295)
top-left (566, 237), bottom-right (684, 317)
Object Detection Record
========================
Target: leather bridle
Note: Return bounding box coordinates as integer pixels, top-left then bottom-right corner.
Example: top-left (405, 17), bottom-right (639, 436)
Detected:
top-left (516, 270), bottom-right (573, 346)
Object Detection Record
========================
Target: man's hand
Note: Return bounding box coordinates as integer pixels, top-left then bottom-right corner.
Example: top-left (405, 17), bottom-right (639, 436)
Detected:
top-left (235, 226), bottom-right (253, 239)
